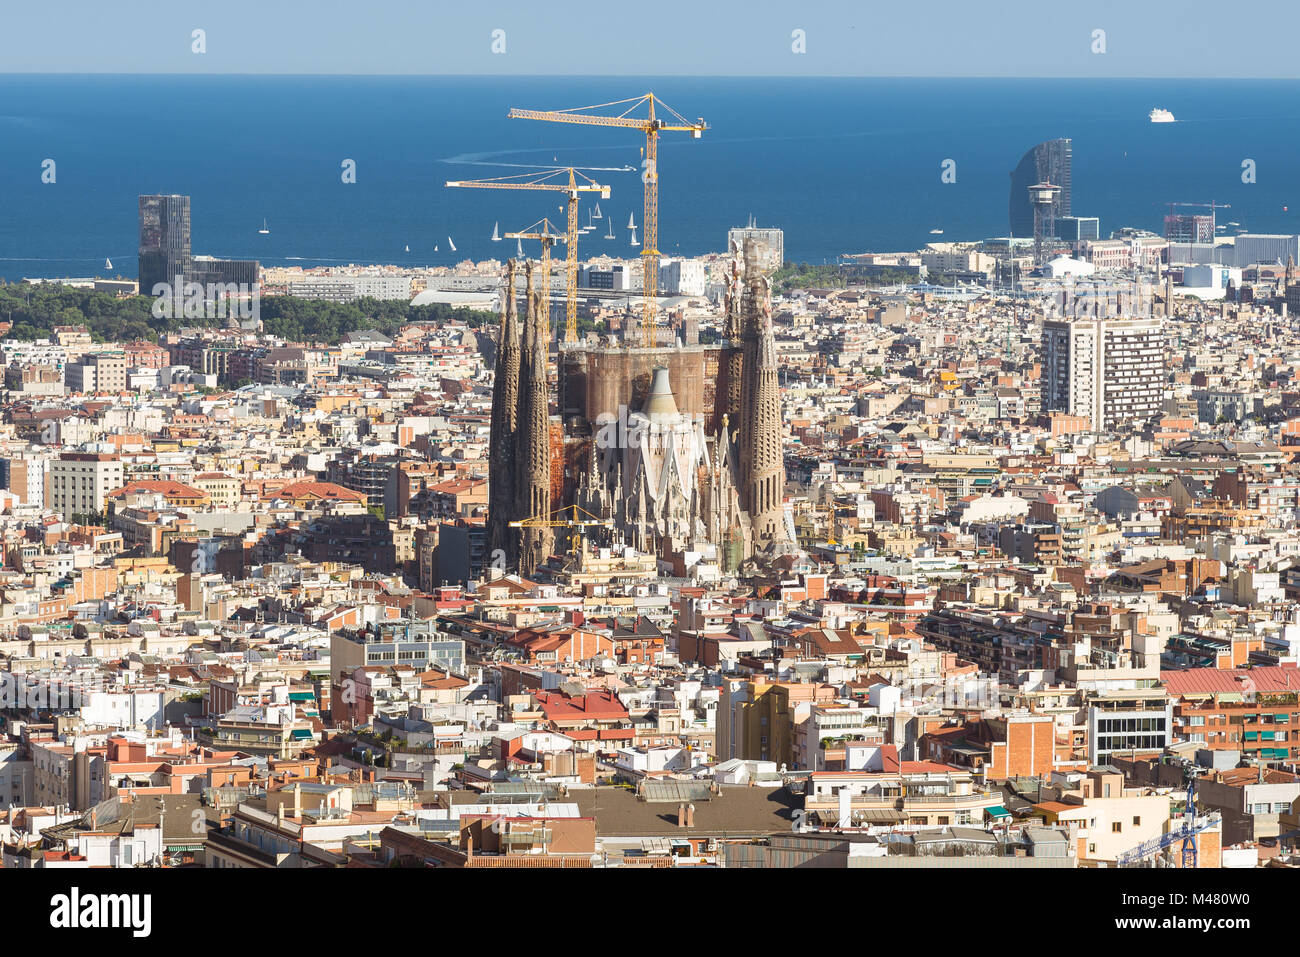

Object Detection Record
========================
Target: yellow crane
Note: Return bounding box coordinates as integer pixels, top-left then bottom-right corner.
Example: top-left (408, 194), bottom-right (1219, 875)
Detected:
top-left (508, 503), bottom-right (610, 557)
top-left (508, 94), bottom-right (707, 347)
top-left (446, 168), bottom-right (610, 343)
top-left (502, 217), bottom-right (562, 318)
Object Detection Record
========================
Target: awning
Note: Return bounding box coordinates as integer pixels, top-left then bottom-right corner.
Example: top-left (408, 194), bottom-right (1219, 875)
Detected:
top-left (984, 805), bottom-right (1011, 819)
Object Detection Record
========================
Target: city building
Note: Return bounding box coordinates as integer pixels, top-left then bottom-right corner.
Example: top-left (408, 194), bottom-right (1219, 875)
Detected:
top-left (1040, 317), bottom-right (1165, 431)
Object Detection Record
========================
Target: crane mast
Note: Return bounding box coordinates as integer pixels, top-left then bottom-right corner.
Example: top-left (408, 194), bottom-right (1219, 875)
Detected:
top-left (508, 94), bottom-right (706, 348)
top-left (445, 168), bottom-right (609, 344)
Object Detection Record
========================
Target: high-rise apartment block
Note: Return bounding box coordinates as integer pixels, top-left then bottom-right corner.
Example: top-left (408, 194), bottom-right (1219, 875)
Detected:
top-left (1040, 317), bottom-right (1164, 432)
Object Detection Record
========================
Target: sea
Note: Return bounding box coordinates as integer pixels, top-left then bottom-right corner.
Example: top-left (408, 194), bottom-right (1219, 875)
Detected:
top-left (2, 74), bottom-right (1299, 282)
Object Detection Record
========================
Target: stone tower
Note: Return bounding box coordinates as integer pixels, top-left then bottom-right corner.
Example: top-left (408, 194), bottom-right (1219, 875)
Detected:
top-left (515, 263), bottom-right (554, 575)
top-left (486, 259), bottom-right (520, 571)
top-left (738, 240), bottom-right (788, 550)
top-left (721, 240), bottom-right (745, 429)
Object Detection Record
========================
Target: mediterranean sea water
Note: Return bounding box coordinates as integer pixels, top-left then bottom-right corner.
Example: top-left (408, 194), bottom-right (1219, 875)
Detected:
top-left (1, 74), bottom-right (1299, 281)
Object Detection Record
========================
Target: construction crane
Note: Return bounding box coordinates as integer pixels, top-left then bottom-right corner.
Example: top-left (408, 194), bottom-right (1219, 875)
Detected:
top-left (503, 217), bottom-right (563, 318)
top-left (446, 168), bottom-right (610, 343)
top-left (508, 503), bottom-right (610, 557)
top-left (1165, 201), bottom-right (1231, 242)
top-left (1116, 760), bottom-right (1212, 868)
top-left (508, 94), bottom-right (707, 347)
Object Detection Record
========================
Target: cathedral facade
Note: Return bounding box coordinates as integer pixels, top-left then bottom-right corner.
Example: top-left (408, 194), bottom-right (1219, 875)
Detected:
top-left (488, 238), bottom-right (790, 575)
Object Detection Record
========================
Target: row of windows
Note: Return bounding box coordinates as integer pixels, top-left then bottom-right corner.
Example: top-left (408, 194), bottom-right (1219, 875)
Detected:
top-left (1097, 717), bottom-right (1167, 733)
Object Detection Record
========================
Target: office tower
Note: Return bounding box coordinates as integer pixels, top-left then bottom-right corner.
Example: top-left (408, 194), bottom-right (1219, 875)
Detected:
top-left (138, 194), bottom-right (260, 295)
top-left (138, 194), bottom-right (192, 294)
top-left (1057, 216), bottom-right (1100, 243)
top-left (1009, 139), bottom-right (1072, 238)
top-left (1040, 317), bottom-right (1164, 432)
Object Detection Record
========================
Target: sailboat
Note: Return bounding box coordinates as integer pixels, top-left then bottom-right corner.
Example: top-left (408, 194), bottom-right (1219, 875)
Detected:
top-left (404, 244), bottom-right (410, 253)
top-left (448, 236), bottom-right (457, 253)
top-left (434, 244), bottom-right (439, 252)
top-left (605, 216), bottom-right (616, 240)
top-left (491, 222), bottom-right (500, 242)
top-left (627, 212), bottom-right (637, 230)
top-left (630, 227), bottom-right (639, 247)
top-left (592, 202), bottom-right (603, 220)
top-left (104, 257), bottom-right (113, 270)
top-left (258, 218), bottom-right (270, 235)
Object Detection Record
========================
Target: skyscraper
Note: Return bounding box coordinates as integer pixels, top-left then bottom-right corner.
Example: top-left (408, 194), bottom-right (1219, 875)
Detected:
top-left (137, 194), bottom-right (260, 295)
top-left (1009, 139), bottom-right (1072, 239)
top-left (1040, 317), bottom-right (1164, 432)
top-left (138, 194), bottom-right (192, 294)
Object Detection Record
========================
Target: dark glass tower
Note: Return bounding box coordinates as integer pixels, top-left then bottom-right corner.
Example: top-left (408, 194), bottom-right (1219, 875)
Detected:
top-left (138, 194), bottom-right (193, 293)
top-left (137, 194), bottom-right (259, 295)
top-left (1009, 139), bottom-right (1072, 239)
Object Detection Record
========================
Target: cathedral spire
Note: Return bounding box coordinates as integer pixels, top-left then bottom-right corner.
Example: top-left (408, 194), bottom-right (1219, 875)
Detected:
top-left (487, 259), bottom-right (520, 571)
top-left (739, 239), bottom-right (788, 550)
top-left (516, 262), bottom-right (554, 576)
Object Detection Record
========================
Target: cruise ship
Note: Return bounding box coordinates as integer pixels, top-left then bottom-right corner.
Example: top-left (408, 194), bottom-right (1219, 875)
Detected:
top-left (1149, 107), bottom-right (1175, 123)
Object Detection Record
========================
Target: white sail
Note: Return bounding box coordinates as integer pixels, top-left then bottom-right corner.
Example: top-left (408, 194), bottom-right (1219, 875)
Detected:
top-left (593, 202), bottom-right (602, 220)
top-left (105, 258), bottom-right (112, 269)
top-left (605, 216), bottom-right (615, 239)
top-left (448, 236), bottom-right (457, 252)
top-left (404, 244), bottom-right (410, 252)
top-left (627, 212), bottom-right (637, 229)
top-left (630, 228), bottom-right (639, 247)
top-left (516, 238), bottom-right (524, 258)
top-left (258, 218), bottom-right (269, 234)
top-left (491, 222), bottom-right (500, 242)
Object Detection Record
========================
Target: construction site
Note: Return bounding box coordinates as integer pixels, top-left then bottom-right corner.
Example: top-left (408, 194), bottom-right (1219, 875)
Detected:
top-left (449, 93), bottom-right (796, 578)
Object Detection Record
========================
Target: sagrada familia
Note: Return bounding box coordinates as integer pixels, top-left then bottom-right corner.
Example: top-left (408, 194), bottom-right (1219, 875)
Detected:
top-left (488, 239), bottom-right (793, 577)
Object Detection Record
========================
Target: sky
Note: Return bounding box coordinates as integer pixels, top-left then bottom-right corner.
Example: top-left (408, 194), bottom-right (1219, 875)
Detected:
top-left (1, 0), bottom-right (1296, 78)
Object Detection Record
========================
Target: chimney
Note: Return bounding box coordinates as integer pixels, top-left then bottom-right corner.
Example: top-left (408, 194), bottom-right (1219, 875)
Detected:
top-left (677, 802), bottom-right (686, 827)
top-left (838, 786), bottom-right (852, 829)
top-left (686, 803), bottom-right (695, 827)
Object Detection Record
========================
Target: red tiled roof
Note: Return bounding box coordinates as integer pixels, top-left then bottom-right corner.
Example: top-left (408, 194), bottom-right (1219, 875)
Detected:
top-left (276, 481), bottom-right (367, 503)
top-left (1161, 666), bottom-right (1300, 695)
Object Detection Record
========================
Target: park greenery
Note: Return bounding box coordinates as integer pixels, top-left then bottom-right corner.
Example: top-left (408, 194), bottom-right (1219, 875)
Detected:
top-left (772, 262), bottom-right (926, 294)
top-left (0, 281), bottom-right (498, 345)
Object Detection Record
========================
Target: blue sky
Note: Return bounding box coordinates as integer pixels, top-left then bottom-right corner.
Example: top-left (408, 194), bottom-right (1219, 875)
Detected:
top-left (1, 0), bottom-right (1294, 77)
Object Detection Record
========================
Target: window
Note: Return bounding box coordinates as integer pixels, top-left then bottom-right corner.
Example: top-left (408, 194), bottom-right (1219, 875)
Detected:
top-left (1112, 822), bottom-right (1122, 833)
top-left (1132, 816), bottom-right (1141, 826)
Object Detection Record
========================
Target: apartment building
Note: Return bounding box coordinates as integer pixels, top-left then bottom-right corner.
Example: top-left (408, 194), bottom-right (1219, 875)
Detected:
top-left (1040, 317), bottom-right (1164, 432)
top-left (65, 351), bottom-right (128, 394)
top-left (48, 453), bottom-right (125, 519)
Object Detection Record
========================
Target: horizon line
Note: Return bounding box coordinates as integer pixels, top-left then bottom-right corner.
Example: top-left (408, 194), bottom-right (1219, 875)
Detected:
top-left (3, 72), bottom-right (1300, 81)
